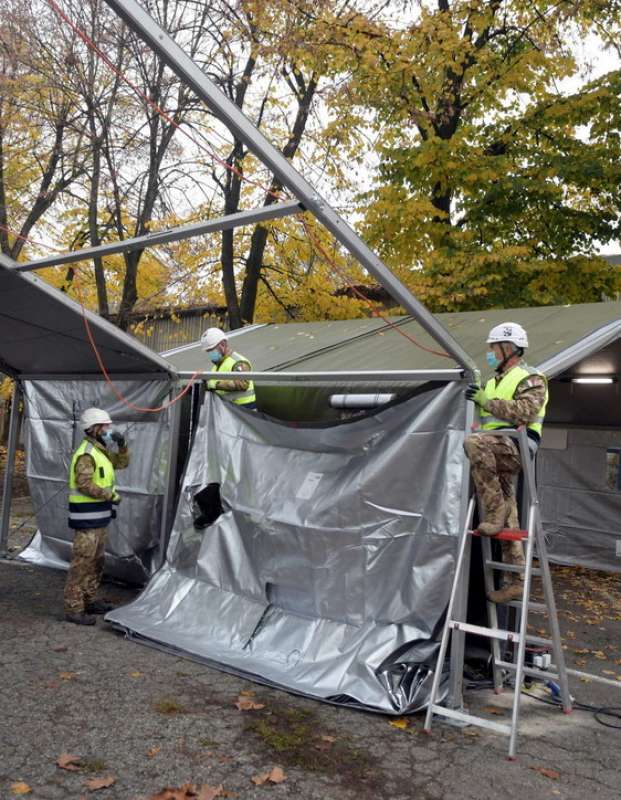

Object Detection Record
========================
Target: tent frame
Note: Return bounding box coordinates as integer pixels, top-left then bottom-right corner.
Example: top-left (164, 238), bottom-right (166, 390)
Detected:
top-left (0, 382), bottom-right (24, 558)
top-left (14, 201), bottom-right (303, 272)
top-left (0, 0), bottom-right (482, 709)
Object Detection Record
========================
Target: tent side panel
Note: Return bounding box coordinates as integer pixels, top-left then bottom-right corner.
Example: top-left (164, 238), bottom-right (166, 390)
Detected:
top-left (539, 426), bottom-right (621, 573)
top-left (19, 379), bottom-right (175, 583)
top-left (108, 382), bottom-right (466, 713)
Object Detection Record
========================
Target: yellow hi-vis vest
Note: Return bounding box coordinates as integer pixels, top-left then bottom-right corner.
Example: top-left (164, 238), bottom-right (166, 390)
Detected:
top-left (207, 352), bottom-right (256, 405)
top-left (480, 365), bottom-right (548, 437)
top-left (68, 440), bottom-right (116, 529)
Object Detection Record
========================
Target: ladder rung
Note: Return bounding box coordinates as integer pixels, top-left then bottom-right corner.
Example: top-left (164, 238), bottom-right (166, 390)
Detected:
top-left (496, 660), bottom-right (559, 682)
top-left (505, 600), bottom-right (547, 613)
top-left (449, 620), bottom-right (521, 643)
top-left (470, 529), bottom-right (528, 541)
top-left (525, 634), bottom-right (552, 647)
top-left (429, 704), bottom-right (511, 735)
top-left (485, 560), bottom-right (541, 575)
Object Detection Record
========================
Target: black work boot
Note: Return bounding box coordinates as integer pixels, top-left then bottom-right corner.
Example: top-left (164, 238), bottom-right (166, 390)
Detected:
top-left (85, 600), bottom-right (115, 614)
top-left (64, 611), bottom-right (96, 625)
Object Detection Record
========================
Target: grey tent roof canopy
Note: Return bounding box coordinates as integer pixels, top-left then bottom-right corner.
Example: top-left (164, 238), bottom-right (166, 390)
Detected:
top-left (0, 254), bottom-right (175, 380)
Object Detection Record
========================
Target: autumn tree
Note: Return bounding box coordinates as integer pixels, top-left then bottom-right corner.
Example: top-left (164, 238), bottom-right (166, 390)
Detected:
top-left (0, 1), bottom-right (88, 260)
top-left (323, 0), bottom-right (621, 310)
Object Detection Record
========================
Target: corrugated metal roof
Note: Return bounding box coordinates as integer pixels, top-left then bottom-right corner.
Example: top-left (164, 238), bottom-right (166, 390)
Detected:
top-left (163, 302), bottom-right (621, 376)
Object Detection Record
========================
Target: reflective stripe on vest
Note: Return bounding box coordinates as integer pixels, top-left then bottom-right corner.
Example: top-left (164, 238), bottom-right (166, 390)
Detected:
top-left (207, 352), bottom-right (256, 405)
top-left (68, 440), bottom-right (116, 529)
top-left (480, 364), bottom-right (548, 436)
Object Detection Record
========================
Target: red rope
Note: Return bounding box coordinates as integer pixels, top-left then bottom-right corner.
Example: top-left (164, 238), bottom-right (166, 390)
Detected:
top-left (44, 0), bottom-right (452, 359)
top-left (77, 283), bottom-right (203, 412)
top-left (0, 222), bottom-right (202, 412)
top-left (16, 0), bottom-right (453, 381)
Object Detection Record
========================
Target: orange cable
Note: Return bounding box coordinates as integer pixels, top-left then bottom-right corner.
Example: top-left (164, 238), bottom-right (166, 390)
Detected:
top-left (36, 2), bottom-right (453, 363)
top-left (0, 222), bottom-right (203, 412)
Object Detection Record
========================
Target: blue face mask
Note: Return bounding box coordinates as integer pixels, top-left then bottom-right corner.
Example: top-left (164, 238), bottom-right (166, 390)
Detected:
top-left (100, 429), bottom-right (113, 446)
top-left (208, 350), bottom-right (221, 364)
top-left (486, 351), bottom-right (501, 369)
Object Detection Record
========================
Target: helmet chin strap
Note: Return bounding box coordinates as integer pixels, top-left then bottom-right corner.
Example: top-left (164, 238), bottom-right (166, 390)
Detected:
top-left (496, 343), bottom-right (520, 373)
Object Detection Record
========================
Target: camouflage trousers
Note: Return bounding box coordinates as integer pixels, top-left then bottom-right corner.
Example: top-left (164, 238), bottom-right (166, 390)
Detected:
top-left (63, 527), bottom-right (107, 614)
top-left (463, 433), bottom-right (524, 578)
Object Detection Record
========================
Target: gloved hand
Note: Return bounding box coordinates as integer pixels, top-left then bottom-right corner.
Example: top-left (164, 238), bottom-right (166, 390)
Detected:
top-left (110, 491), bottom-right (122, 506)
top-left (465, 383), bottom-right (486, 406)
top-left (110, 430), bottom-right (126, 448)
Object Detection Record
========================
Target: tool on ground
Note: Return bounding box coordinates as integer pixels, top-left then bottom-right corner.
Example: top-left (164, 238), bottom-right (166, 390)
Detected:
top-left (424, 427), bottom-right (572, 759)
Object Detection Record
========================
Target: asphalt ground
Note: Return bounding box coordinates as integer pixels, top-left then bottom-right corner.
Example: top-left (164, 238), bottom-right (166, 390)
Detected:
top-left (1, 504), bottom-right (620, 800)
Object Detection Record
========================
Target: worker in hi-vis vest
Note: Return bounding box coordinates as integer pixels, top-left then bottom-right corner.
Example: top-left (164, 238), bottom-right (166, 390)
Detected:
top-left (201, 327), bottom-right (257, 409)
top-left (64, 407), bottom-right (130, 625)
top-left (463, 322), bottom-right (548, 603)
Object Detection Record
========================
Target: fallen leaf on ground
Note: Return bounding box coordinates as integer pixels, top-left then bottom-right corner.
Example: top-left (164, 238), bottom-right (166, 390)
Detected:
top-left (320, 735), bottom-right (337, 743)
top-left (84, 775), bottom-right (116, 791)
top-left (482, 706), bottom-right (506, 716)
top-left (196, 785), bottom-right (223, 800)
top-left (59, 671), bottom-right (77, 681)
top-left (529, 766), bottom-right (560, 780)
top-left (52, 645), bottom-right (68, 652)
top-left (602, 670), bottom-right (616, 676)
top-left (389, 718), bottom-right (410, 729)
top-left (10, 782), bottom-right (32, 795)
top-left (130, 671), bottom-right (143, 678)
top-left (148, 784), bottom-right (197, 800)
top-left (146, 745), bottom-right (161, 758)
top-left (239, 690), bottom-right (255, 696)
top-left (251, 767), bottom-right (286, 785)
top-left (235, 696), bottom-right (265, 711)
top-left (57, 753), bottom-right (81, 771)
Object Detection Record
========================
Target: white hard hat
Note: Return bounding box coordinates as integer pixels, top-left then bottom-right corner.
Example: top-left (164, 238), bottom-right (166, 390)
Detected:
top-left (486, 322), bottom-right (528, 349)
top-left (200, 327), bottom-right (227, 350)
top-left (80, 407), bottom-right (112, 430)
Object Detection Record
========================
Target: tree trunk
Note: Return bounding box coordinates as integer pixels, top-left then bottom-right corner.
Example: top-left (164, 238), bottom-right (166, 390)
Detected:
top-left (239, 72), bottom-right (318, 323)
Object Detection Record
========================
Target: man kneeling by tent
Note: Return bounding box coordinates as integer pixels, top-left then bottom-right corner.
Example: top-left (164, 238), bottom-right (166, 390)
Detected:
top-left (64, 408), bottom-right (130, 625)
top-left (463, 322), bottom-right (548, 603)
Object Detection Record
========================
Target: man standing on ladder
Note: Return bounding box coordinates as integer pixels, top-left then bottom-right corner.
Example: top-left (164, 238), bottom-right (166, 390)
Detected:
top-left (64, 408), bottom-right (130, 625)
top-left (463, 323), bottom-right (548, 603)
top-left (201, 327), bottom-right (256, 410)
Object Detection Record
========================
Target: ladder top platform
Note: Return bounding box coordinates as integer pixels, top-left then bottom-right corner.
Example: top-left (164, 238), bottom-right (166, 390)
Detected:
top-left (471, 528), bottom-right (528, 541)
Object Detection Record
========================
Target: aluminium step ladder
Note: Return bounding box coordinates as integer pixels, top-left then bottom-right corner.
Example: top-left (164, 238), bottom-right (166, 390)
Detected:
top-left (423, 427), bottom-right (572, 759)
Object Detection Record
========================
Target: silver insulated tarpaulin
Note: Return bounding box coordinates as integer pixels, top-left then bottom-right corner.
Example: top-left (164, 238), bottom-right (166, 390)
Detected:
top-left (19, 379), bottom-right (174, 583)
top-left (107, 382), bottom-right (466, 713)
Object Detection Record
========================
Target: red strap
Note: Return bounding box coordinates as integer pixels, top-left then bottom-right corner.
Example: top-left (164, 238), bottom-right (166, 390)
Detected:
top-left (471, 529), bottom-right (528, 541)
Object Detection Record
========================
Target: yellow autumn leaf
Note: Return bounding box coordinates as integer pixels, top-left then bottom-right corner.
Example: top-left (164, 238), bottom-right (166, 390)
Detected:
top-left (389, 717), bottom-right (410, 729)
top-left (10, 782), bottom-right (32, 795)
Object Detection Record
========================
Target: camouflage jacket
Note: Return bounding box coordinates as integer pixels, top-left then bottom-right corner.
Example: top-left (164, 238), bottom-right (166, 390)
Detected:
top-left (74, 435), bottom-right (130, 501)
top-left (484, 361), bottom-right (547, 427)
top-left (212, 357), bottom-right (251, 393)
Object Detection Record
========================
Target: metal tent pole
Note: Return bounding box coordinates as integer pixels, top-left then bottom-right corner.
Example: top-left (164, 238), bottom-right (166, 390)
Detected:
top-left (0, 382), bottom-right (23, 558)
top-left (102, 0), bottom-right (477, 378)
top-left (155, 388), bottom-right (183, 571)
top-left (447, 396), bottom-right (476, 707)
top-left (14, 201), bottom-right (302, 272)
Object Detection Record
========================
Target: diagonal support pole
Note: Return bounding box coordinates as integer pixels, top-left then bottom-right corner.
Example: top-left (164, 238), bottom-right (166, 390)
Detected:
top-left (102, 0), bottom-right (477, 377)
top-left (13, 201), bottom-right (303, 272)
